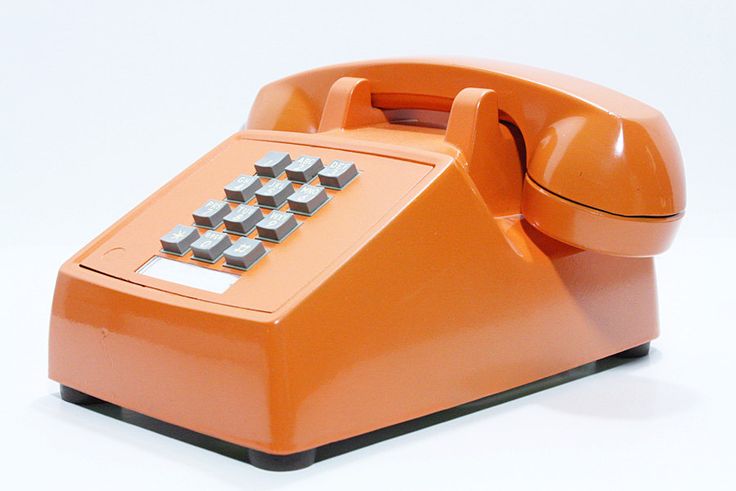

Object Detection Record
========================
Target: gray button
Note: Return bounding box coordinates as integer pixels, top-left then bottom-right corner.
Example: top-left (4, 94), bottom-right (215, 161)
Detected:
top-left (160, 225), bottom-right (199, 255)
top-left (255, 179), bottom-right (295, 208)
top-left (224, 174), bottom-right (262, 202)
top-left (256, 211), bottom-right (298, 242)
top-left (318, 160), bottom-right (358, 189)
top-left (288, 184), bottom-right (329, 215)
top-left (254, 151), bottom-right (291, 177)
top-left (285, 156), bottom-right (324, 183)
top-left (191, 230), bottom-right (231, 261)
top-left (223, 204), bottom-right (263, 234)
top-left (193, 200), bottom-right (230, 228)
top-left (224, 237), bottom-right (267, 269)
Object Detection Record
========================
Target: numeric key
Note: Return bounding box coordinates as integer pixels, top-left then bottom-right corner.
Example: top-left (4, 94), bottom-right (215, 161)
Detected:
top-left (285, 156), bottom-right (323, 183)
top-left (288, 185), bottom-right (329, 215)
top-left (224, 174), bottom-right (262, 202)
top-left (255, 179), bottom-right (295, 208)
top-left (191, 230), bottom-right (231, 261)
top-left (193, 200), bottom-right (230, 228)
top-left (256, 211), bottom-right (299, 242)
top-left (318, 160), bottom-right (358, 189)
top-left (160, 225), bottom-right (199, 255)
top-left (224, 237), bottom-right (267, 270)
top-left (223, 205), bottom-right (263, 234)
top-left (254, 151), bottom-right (291, 177)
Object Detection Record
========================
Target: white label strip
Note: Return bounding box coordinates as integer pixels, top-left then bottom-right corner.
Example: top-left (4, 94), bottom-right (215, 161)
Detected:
top-left (137, 256), bottom-right (239, 294)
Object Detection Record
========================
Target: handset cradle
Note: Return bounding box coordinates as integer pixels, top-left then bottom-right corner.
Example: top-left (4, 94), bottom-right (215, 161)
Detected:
top-left (250, 59), bottom-right (685, 256)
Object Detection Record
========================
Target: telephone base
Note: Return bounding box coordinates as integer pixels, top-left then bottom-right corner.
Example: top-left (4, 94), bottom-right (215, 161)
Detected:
top-left (56, 342), bottom-right (651, 471)
top-left (58, 383), bottom-right (318, 471)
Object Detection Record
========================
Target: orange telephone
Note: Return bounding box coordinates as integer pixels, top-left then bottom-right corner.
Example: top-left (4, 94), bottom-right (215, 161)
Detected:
top-left (49, 59), bottom-right (685, 470)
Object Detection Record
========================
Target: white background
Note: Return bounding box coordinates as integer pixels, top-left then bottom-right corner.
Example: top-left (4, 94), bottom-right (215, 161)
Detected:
top-left (1, 0), bottom-right (735, 489)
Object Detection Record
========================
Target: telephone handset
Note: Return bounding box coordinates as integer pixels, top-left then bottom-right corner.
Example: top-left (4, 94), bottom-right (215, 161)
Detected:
top-left (50, 59), bottom-right (685, 470)
top-left (248, 59), bottom-right (685, 256)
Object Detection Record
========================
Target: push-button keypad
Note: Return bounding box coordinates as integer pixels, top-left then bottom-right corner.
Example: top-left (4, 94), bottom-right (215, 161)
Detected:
top-left (256, 210), bottom-right (299, 242)
top-left (224, 174), bottom-right (262, 202)
top-left (224, 237), bottom-right (267, 270)
top-left (288, 184), bottom-right (329, 215)
top-left (223, 204), bottom-right (263, 235)
top-left (255, 179), bottom-right (295, 208)
top-left (285, 156), bottom-right (323, 183)
top-left (193, 200), bottom-right (230, 228)
top-left (191, 230), bottom-right (231, 261)
top-left (160, 151), bottom-right (360, 274)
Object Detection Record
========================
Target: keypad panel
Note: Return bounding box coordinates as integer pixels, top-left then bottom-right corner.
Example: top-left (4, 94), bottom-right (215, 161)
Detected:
top-left (158, 150), bottom-right (359, 273)
top-left (82, 137), bottom-right (433, 312)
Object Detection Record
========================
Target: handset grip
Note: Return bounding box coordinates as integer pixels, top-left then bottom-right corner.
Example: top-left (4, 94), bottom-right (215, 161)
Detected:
top-left (247, 59), bottom-right (685, 256)
top-left (312, 76), bottom-right (520, 216)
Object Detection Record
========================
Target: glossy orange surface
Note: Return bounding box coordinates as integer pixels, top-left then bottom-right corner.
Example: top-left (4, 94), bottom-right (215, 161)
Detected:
top-left (522, 176), bottom-right (682, 257)
top-left (249, 58), bottom-right (686, 254)
top-left (77, 136), bottom-right (433, 312)
top-left (49, 59), bottom-right (684, 455)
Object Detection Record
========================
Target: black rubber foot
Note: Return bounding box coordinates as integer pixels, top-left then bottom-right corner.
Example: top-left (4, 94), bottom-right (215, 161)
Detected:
top-left (60, 385), bottom-right (106, 405)
top-left (247, 448), bottom-right (317, 471)
top-left (614, 342), bottom-right (650, 359)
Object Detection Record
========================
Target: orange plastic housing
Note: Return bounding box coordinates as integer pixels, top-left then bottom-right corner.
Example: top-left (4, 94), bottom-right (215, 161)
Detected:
top-left (49, 59), bottom-right (685, 461)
